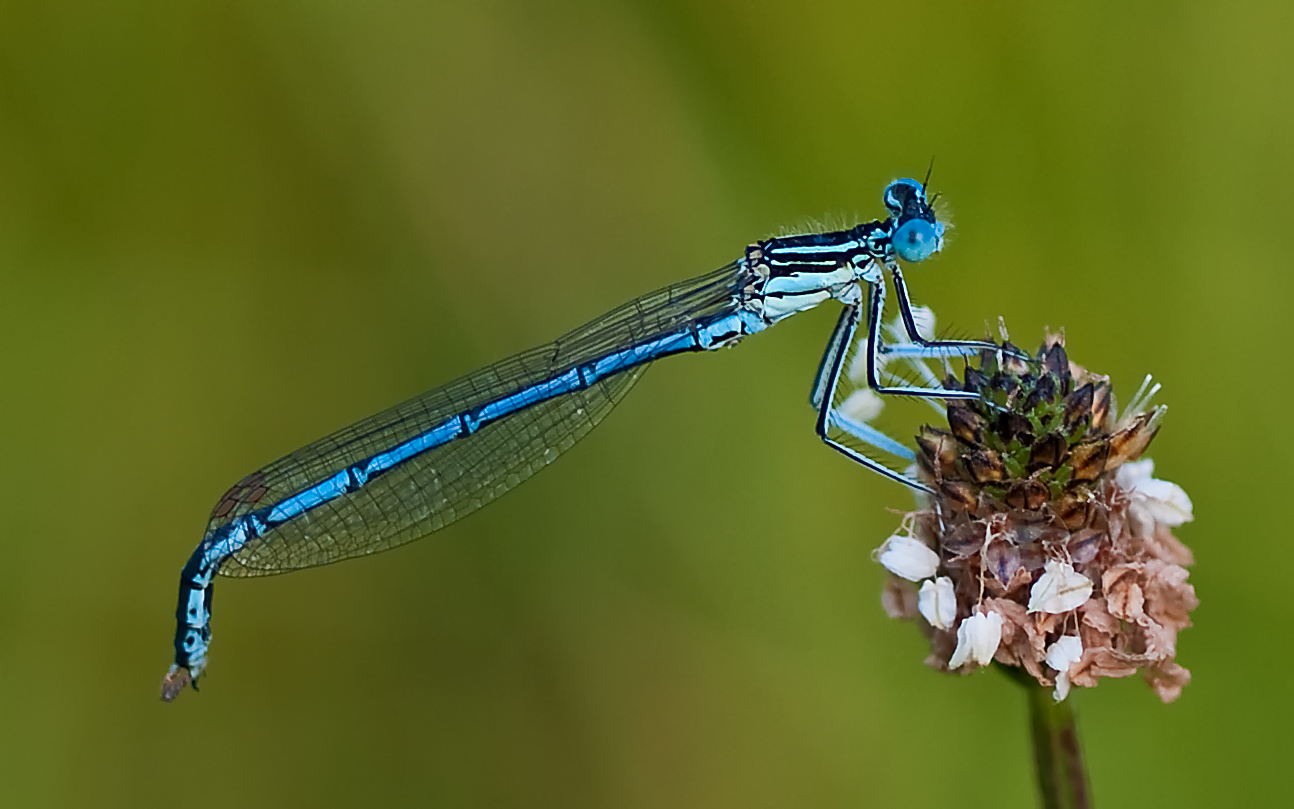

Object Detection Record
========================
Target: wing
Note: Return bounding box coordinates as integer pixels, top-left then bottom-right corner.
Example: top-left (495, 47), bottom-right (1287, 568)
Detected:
top-left (209, 262), bottom-right (746, 577)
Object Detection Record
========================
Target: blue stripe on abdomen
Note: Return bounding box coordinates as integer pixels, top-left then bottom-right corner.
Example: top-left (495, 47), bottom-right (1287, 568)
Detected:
top-left (230, 316), bottom-right (741, 544)
top-left (464, 367), bottom-right (583, 432)
top-left (268, 470), bottom-right (352, 523)
top-left (364, 415), bottom-right (464, 476)
top-left (586, 330), bottom-right (697, 381)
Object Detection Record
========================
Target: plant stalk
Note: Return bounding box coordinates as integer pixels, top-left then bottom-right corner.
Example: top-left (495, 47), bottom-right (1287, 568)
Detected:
top-left (1001, 665), bottom-right (1091, 808)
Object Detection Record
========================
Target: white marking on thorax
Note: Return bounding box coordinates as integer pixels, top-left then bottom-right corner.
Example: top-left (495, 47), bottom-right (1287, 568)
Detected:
top-left (769, 239), bottom-right (863, 256)
top-left (760, 263), bottom-right (858, 322)
top-left (762, 289), bottom-right (832, 322)
top-left (765, 263), bottom-right (856, 295)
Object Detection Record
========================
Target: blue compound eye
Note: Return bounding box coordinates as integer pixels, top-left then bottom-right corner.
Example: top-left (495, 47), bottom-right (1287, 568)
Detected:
top-left (892, 219), bottom-right (941, 263)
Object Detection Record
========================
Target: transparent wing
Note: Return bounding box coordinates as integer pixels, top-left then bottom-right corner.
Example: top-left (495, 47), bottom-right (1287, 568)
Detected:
top-left (210, 262), bottom-right (746, 577)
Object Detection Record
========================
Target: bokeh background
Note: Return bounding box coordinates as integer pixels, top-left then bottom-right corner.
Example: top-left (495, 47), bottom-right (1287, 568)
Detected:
top-left (0, 1), bottom-right (1287, 806)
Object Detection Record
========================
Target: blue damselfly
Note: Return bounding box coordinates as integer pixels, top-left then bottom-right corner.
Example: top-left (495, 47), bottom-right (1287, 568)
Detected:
top-left (162, 177), bottom-right (1005, 700)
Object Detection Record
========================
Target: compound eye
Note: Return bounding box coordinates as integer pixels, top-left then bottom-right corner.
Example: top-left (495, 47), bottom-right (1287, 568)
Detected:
top-left (893, 219), bottom-right (941, 263)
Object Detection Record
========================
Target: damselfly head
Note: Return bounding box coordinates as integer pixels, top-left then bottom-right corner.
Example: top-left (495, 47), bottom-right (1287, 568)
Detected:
top-left (884, 178), bottom-right (945, 263)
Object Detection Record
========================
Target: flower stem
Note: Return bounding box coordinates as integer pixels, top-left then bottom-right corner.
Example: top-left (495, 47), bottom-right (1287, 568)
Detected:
top-left (1001, 665), bottom-right (1092, 808)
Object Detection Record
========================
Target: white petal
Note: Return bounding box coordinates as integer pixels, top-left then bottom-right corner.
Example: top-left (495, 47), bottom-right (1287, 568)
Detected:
top-left (970, 612), bottom-right (1004, 665)
top-left (1028, 561), bottom-right (1093, 614)
top-left (1044, 635), bottom-right (1084, 702)
top-left (1045, 635), bottom-right (1083, 671)
top-left (1117, 458), bottom-right (1194, 528)
top-left (875, 535), bottom-right (940, 582)
top-left (1134, 477), bottom-right (1194, 526)
top-left (1115, 458), bottom-right (1155, 489)
top-left (1053, 674), bottom-right (1071, 702)
top-left (948, 610), bottom-right (1004, 668)
top-left (1127, 501), bottom-right (1156, 539)
top-left (918, 577), bottom-right (957, 630)
top-left (839, 388), bottom-right (885, 423)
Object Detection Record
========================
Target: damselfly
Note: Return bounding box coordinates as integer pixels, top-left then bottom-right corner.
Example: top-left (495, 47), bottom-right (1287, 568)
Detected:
top-left (162, 177), bottom-right (1005, 700)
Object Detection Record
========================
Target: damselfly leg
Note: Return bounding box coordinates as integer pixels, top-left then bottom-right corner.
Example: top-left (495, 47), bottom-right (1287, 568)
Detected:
top-left (863, 266), bottom-right (996, 399)
top-left (887, 261), bottom-right (1005, 359)
top-left (809, 259), bottom-right (1002, 491)
top-left (813, 302), bottom-right (933, 492)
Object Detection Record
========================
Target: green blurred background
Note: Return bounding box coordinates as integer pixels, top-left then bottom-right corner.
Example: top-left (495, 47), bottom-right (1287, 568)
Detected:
top-left (0, 1), bottom-right (1286, 806)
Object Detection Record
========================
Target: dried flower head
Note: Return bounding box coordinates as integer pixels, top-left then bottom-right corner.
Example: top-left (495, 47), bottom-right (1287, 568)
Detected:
top-left (875, 333), bottom-right (1197, 702)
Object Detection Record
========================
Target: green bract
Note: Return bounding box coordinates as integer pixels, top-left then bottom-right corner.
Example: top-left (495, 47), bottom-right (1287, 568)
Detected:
top-left (916, 339), bottom-right (1163, 528)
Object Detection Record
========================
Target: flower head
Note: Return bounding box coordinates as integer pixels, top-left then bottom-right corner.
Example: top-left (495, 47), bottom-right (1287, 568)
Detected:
top-left (872, 334), bottom-right (1197, 702)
